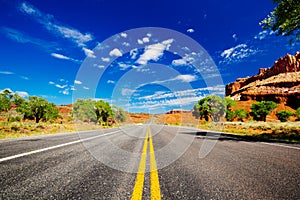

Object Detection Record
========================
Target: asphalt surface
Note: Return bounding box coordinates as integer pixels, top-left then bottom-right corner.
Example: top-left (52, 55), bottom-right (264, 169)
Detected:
top-left (0, 124), bottom-right (299, 199)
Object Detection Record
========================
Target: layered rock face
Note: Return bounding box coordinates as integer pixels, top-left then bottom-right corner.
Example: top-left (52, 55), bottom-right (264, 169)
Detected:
top-left (226, 52), bottom-right (300, 108)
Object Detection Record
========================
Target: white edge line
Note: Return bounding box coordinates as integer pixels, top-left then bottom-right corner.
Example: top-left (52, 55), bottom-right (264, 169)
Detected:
top-left (261, 142), bottom-right (300, 150)
top-left (0, 130), bottom-right (121, 163)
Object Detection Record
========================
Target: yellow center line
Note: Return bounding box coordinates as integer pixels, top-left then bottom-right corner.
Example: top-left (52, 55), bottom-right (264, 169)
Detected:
top-left (131, 130), bottom-right (149, 200)
top-left (149, 128), bottom-right (162, 200)
top-left (131, 126), bottom-right (162, 200)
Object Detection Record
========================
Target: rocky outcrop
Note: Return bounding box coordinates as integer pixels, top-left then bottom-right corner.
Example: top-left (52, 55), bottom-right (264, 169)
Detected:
top-left (226, 52), bottom-right (300, 108)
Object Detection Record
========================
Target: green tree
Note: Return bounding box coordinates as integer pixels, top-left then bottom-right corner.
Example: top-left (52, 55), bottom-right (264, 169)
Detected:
top-left (235, 109), bottom-right (248, 122)
top-left (94, 100), bottom-right (113, 124)
top-left (260, 0), bottom-right (300, 42)
top-left (297, 107), bottom-right (300, 120)
top-left (192, 104), bottom-right (200, 119)
top-left (17, 96), bottom-right (60, 123)
top-left (0, 89), bottom-right (12, 112)
top-left (196, 95), bottom-right (226, 121)
top-left (112, 105), bottom-right (126, 123)
top-left (225, 98), bottom-right (237, 121)
top-left (72, 99), bottom-right (97, 122)
top-left (276, 110), bottom-right (294, 122)
top-left (250, 101), bottom-right (277, 121)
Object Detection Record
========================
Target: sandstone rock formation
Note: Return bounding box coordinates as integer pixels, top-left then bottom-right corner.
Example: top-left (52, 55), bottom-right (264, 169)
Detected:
top-left (226, 52), bottom-right (300, 108)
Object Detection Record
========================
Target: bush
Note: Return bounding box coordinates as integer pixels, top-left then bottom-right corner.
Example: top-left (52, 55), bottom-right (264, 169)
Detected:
top-left (250, 101), bottom-right (277, 121)
top-left (297, 107), bottom-right (300, 120)
top-left (276, 110), bottom-right (294, 122)
top-left (235, 109), bottom-right (248, 122)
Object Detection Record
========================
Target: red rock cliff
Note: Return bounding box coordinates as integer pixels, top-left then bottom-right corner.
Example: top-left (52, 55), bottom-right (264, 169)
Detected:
top-left (226, 52), bottom-right (300, 108)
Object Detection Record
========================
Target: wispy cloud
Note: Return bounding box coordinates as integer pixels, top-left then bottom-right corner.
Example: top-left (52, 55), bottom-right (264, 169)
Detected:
top-left (107, 80), bottom-right (115, 84)
top-left (129, 85), bottom-right (225, 109)
top-left (82, 47), bottom-right (96, 58)
top-left (136, 39), bottom-right (174, 65)
top-left (1, 27), bottom-right (56, 50)
top-left (19, 1), bottom-right (93, 47)
top-left (232, 33), bottom-right (238, 41)
top-left (220, 44), bottom-right (258, 64)
top-left (16, 91), bottom-right (29, 97)
top-left (74, 80), bottom-right (82, 85)
top-left (50, 53), bottom-right (80, 63)
top-left (0, 71), bottom-right (14, 75)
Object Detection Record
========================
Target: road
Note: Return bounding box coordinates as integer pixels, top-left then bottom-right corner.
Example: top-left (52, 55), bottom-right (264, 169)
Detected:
top-left (0, 125), bottom-right (299, 199)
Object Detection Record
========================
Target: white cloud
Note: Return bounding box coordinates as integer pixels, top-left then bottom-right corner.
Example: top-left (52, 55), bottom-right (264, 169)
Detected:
top-left (20, 76), bottom-right (29, 80)
top-left (51, 53), bottom-right (80, 63)
top-left (16, 91), bottom-right (29, 98)
top-left (137, 39), bottom-right (143, 45)
top-left (118, 63), bottom-right (131, 70)
top-left (51, 53), bottom-right (70, 60)
top-left (0, 71), bottom-right (14, 75)
top-left (172, 53), bottom-right (196, 66)
top-left (61, 88), bottom-right (69, 95)
top-left (101, 57), bottom-right (110, 62)
top-left (142, 37), bottom-right (150, 43)
top-left (82, 47), bottom-right (96, 58)
top-left (136, 39), bottom-right (174, 65)
top-left (109, 48), bottom-right (123, 57)
top-left (49, 81), bottom-right (55, 85)
top-left (93, 64), bottom-right (105, 69)
top-left (232, 33), bottom-right (238, 41)
top-left (254, 30), bottom-right (269, 40)
top-left (187, 28), bottom-right (195, 33)
top-left (120, 32), bottom-right (127, 38)
top-left (174, 74), bottom-right (197, 82)
top-left (220, 44), bottom-right (258, 64)
top-left (55, 84), bottom-right (67, 89)
top-left (74, 80), bottom-right (82, 85)
top-left (122, 42), bottom-right (130, 47)
top-left (147, 33), bottom-right (152, 37)
top-left (83, 86), bottom-right (89, 90)
top-left (107, 80), bottom-right (115, 84)
top-left (121, 88), bottom-right (136, 96)
top-left (19, 2), bottom-right (93, 47)
top-left (130, 48), bottom-right (138, 59)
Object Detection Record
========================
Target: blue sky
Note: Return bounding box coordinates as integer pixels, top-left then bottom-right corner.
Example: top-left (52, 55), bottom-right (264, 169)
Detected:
top-left (0, 0), bottom-right (299, 113)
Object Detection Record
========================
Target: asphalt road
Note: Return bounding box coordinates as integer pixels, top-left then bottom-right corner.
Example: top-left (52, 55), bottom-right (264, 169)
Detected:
top-left (0, 125), bottom-right (299, 199)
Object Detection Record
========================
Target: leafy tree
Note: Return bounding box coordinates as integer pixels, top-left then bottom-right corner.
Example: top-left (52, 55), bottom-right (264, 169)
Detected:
top-left (260, 0), bottom-right (300, 42)
top-left (297, 107), bottom-right (300, 120)
top-left (192, 104), bottom-right (200, 119)
top-left (195, 95), bottom-right (226, 121)
top-left (94, 100), bottom-right (113, 124)
top-left (72, 99), bottom-right (97, 122)
top-left (0, 89), bottom-right (12, 112)
top-left (235, 109), bottom-right (248, 122)
top-left (17, 96), bottom-right (60, 123)
top-left (112, 105), bottom-right (126, 123)
top-left (12, 93), bottom-right (26, 107)
top-left (276, 110), bottom-right (294, 122)
top-left (225, 110), bottom-right (235, 122)
top-left (225, 98), bottom-right (237, 121)
top-left (250, 101), bottom-right (277, 121)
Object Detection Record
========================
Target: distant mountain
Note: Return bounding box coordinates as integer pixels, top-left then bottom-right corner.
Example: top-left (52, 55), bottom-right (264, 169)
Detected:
top-left (226, 52), bottom-right (300, 109)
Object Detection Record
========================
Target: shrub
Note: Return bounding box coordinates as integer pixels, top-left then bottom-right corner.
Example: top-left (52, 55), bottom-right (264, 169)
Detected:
top-left (235, 109), bottom-right (248, 122)
top-left (250, 101), bottom-right (277, 121)
top-left (297, 107), bottom-right (300, 120)
top-left (276, 110), bottom-right (294, 122)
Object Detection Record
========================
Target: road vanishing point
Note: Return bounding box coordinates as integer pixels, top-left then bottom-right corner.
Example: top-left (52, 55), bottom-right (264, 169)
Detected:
top-left (0, 124), bottom-right (299, 199)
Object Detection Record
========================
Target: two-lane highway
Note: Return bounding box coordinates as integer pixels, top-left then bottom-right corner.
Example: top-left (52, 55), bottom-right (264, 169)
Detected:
top-left (1, 125), bottom-right (299, 199)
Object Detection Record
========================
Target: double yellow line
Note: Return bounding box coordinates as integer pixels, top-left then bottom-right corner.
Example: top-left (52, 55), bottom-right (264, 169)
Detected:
top-left (131, 127), bottom-right (161, 200)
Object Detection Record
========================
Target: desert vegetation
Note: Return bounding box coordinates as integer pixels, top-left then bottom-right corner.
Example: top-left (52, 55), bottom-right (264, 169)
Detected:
top-left (0, 89), bottom-right (126, 139)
